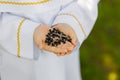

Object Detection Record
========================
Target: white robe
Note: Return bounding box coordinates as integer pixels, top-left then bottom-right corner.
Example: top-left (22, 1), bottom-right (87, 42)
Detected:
top-left (0, 0), bottom-right (99, 80)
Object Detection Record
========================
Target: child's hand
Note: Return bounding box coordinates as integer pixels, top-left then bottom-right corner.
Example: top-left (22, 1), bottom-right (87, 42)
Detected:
top-left (33, 24), bottom-right (71, 56)
top-left (52, 23), bottom-right (78, 56)
top-left (33, 24), bottom-right (50, 49)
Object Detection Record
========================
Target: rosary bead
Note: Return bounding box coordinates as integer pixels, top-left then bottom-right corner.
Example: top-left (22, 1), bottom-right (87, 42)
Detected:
top-left (61, 39), bottom-right (66, 44)
top-left (45, 28), bottom-right (72, 46)
top-left (52, 43), bottom-right (55, 46)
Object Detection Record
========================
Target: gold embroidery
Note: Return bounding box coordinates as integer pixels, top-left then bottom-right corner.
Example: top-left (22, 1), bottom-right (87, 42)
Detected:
top-left (0, 0), bottom-right (50, 5)
top-left (17, 18), bottom-right (26, 58)
top-left (56, 13), bottom-right (87, 37)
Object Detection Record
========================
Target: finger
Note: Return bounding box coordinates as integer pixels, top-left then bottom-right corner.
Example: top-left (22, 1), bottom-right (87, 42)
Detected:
top-left (43, 42), bottom-right (67, 54)
top-left (72, 39), bottom-right (77, 46)
top-left (53, 47), bottom-right (67, 54)
top-left (35, 37), bottom-right (43, 50)
top-left (71, 35), bottom-right (77, 46)
top-left (56, 52), bottom-right (66, 56)
top-left (66, 50), bottom-right (72, 55)
top-left (57, 43), bottom-right (68, 51)
top-left (56, 42), bottom-right (74, 56)
top-left (59, 51), bottom-right (71, 56)
top-left (60, 52), bottom-right (67, 56)
top-left (56, 43), bottom-right (73, 55)
top-left (57, 42), bottom-right (73, 56)
top-left (62, 52), bottom-right (68, 56)
top-left (38, 39), bottom-right (43, 50)
top-left (63, 42), bottom-right (74, 51)
top-left (63, 42), bottom-right (74, 55)
top-left (56, 44), bottom-right (68, 56)
top-left (68, 31), bottom-right (77, 46)
top-left (56, 53), bottom-right (62, 56)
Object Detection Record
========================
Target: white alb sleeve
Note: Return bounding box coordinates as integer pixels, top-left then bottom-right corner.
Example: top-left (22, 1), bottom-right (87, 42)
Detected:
top-left (53, 0), bottom-right (99, 45)
top-left (0, 12), bottom-right (40, 59)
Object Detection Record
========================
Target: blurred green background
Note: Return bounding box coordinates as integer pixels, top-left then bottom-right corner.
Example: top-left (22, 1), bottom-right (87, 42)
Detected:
top-left (80, 0), bottom-right (120, 80)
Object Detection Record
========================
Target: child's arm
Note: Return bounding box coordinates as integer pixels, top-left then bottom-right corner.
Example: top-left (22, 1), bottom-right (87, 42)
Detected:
top-left (0, 12), bottom-right (73, 58)
top-left (53, 0), bottom-right (99, 46)
top-left (0, 12), bottom-right (40, 59)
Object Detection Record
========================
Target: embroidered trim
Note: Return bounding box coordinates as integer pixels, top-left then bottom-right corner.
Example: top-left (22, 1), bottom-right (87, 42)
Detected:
top-left (0, 0), bottom-right (50, 5)
top-left (17, 18), bottom-right (26, 58)
top-left (56, 13), bottom-right (87, 37)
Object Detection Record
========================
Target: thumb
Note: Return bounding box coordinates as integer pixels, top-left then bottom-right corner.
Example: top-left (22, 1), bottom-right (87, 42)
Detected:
top-left (70, 34), bottom-right (77, 46)
top-left (72, 38), bottom-right (77, 46)
top-left (38, 39), bottom-right (43, 50)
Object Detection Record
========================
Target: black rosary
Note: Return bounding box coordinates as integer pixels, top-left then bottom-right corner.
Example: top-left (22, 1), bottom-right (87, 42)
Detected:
top-left (45, 28), bottom-right (72, 47)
